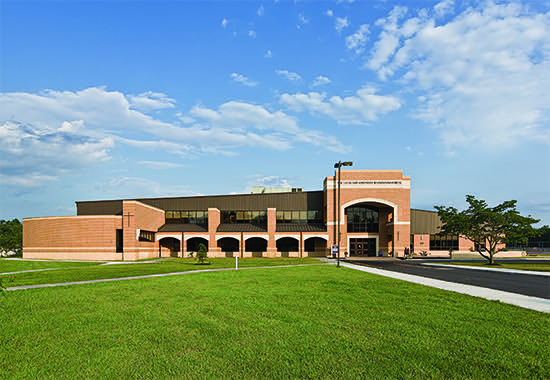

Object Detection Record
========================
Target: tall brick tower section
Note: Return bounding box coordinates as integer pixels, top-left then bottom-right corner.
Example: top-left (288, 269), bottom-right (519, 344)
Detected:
top-left (324, 170), bottom-right (410, 258)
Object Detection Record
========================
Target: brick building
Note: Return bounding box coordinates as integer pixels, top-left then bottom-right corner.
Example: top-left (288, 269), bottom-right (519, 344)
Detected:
top-left (23, 169), bottom-right (484, 261)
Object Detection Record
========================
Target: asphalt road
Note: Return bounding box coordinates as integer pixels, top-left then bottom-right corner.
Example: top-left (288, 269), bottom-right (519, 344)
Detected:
top-left (346, 259), bottom-right (550, 299)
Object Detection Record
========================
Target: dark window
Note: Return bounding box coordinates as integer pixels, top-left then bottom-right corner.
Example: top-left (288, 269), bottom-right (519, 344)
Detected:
top-left (166, 210), bottom-right (208, 225)
top-left (221, 210), bottom-right (267, 225)
top-left (429, 234), bottom-right (458, 250)
top-left (138, 230), bottom-right (155, 242)
top-left (346, 206), bottom-right (379, 233)
top-left (116, 229), bottom-right (123, 253)
top-left (276, 210), bottom-right (323, 224)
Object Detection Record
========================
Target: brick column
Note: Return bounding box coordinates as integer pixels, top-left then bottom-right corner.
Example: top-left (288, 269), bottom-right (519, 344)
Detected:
top-left (266, 208), bottom-right (277, 257)
top-left (208, 208), bottom-right (222, 257)
top-left (122, 201), bottom-right (138, 261)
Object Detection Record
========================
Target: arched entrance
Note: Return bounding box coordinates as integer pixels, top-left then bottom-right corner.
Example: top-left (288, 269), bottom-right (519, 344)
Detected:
top-left (344, 201), bottom-right (392, 257)
top-left (187, 237), bottom-right (208, 253)
top-left (159, 237), bottom-right (181, 258)
top-left (218, 237), bottom-right (240, 258)
top-left (276, 237), bottom-right (299, 257)
top-left (304, 237), bottom-right (328, 257)
top-left (245, 237), bottom-right (267, 257)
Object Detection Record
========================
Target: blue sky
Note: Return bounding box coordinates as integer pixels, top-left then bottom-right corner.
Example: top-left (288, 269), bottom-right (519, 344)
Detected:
top-left (1, 0), bottom-right (549, 225)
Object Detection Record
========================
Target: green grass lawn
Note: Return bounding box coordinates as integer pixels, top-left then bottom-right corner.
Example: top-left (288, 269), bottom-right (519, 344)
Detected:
top-left (1, 265), bottom-right (548, 379)
top-left (446, 262), bottom-right (550, 272)
top-left (0, 259), bottom-right (101, 273)
top-left (1, 257), bottom-right (321, 287)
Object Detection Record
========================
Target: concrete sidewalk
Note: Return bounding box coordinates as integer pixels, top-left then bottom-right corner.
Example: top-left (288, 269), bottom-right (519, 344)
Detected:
top-left (341, 261), bottom-right (550, 313)
top-left (420, 262), bottom-right (550, 276)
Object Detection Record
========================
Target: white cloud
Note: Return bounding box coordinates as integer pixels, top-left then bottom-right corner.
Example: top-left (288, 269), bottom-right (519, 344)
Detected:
top-left (365, 2), bottom-right (550, 149)
top-left (345, 24), bottom-right (369, 53)
top-left (326, 10), bottom-right (333, 17)
top-left (221, 18), bottom-right (228, 28)
top-left (276, 69), bottom-right (302, 81)
top-left (257, 5), bottom-right (264, 17)
top-left (246, 175), bottom-right (292, 192)
top-left (434, 0), bottom-right (454, 18)
top-left (311, 75), bottom-right (331, 87)
top-left (96, 177), bottom-right (202, 200)
top-left (264, 50), bottom-right (273, 58)
top-left (188, 101), bottom-right (348, 152)
top-left (230, 73), bottom-right (258, 87)
top-left (0, 87), bottom-right (349, 188)
top-left (128, 91), bottom-right (175, 111)
top-left (0, 120), bottom-right (113, 187)
top-left (138, 161), bottom-right (185, 170)
top-left (279, 86), bottom-right (401, 125)
top-left (248, 30), bottom-right (256, 38)
top-left (335, 17), bottom-right (349, 33)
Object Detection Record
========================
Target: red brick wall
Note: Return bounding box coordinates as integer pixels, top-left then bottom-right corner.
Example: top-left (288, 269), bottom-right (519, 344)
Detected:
top-left (23, 216), bottom-right (123, 260)
top-left (325, 170), bottom-right (411, 256)
top-left (121, 201), bottom-right (165, 260)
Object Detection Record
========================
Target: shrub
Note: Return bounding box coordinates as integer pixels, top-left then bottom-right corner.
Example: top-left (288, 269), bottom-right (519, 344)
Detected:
top-left (196, 243), bottom-right (209, 264)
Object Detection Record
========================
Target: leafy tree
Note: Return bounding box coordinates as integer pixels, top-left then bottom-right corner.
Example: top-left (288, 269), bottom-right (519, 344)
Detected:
top-left (196, 243), bottom-right (209, 264)
top-left (0, 219), bottom-right (23, 257)
top-left (435, 196), bottom-right (540, 264)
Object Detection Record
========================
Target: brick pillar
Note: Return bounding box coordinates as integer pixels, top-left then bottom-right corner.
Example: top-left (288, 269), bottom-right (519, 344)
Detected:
top-left (393, 224), bottom-right (410, 257)
top-left (267, 208), bottom-right (277, 257)
top-left (208, 208), bottom-right (222, 257)
top-left (122, 201), bottom-right (137, 261)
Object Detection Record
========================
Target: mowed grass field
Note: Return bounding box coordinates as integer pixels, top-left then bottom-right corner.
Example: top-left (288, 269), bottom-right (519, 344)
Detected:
top-left (1, 264), bottom-right (549, 379)
top-left (0, 257), bottom-right (321, 287)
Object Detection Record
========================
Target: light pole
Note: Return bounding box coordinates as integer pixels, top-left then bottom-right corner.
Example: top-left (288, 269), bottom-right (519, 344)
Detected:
top-left (334, 161), bottom-right (353, 268)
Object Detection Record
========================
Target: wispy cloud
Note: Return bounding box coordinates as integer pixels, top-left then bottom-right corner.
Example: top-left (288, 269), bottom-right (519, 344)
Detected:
top-left (280, 86), bottom-right (401, 125)
top-left (138, 161), bottom-right (185, 170)
top-left (230, 73), bottom-right (258, 87)
top-left (276, 69), bottom-right (302, 82)
top-left (335, 17), bottom-right (349, 33)
top-left (311, 75), bottom-right (331, 88)
top-left (364, 2), bottom-right (550, 149)
top-left (345, 24), bottom-right (369, 53)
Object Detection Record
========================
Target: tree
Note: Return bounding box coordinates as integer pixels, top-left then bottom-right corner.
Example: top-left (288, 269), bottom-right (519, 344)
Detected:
top-left (0, 219), bottom-right (23, 257)
top-left (435, 196), bottom-right (540, 264)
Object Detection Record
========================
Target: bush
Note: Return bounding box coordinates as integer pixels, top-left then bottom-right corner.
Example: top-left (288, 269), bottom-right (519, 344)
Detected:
top-left (196, 243), bottom-right (209, 265)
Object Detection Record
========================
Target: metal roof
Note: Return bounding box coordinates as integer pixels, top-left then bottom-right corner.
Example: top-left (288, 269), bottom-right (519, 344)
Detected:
top-left (276, 223), bottom-right (327, 232)
top-left (216, 224), bottom-right (268, 232)
top-left (77, 191), bottom-right (324, 215)
top-left (158, 224), bottom-right (208, 233)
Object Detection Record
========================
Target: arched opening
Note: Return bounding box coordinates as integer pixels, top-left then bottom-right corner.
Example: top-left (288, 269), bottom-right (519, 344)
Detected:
top-left (187, 237), bottom-right (208, 253)
top-left (245, 237), bottom-right (267, 257)
top-left (218, 237), bottom-right (240, 258)
top-left (304, 237), bottom-right (328, 257)
top-left (276, 237), bottom-right (299, 257)
top-left (159, 237), bottom-right (180, 258)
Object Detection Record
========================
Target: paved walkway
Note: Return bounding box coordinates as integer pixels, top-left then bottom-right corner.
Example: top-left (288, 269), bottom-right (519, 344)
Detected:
top-left (421, 262), bottom-right (550, 276)
top-left (340, 261), bottom-right (550, 313)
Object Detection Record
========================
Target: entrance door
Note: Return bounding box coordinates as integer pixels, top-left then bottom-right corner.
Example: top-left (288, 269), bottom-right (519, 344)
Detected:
top-left (349, 238), bottom-right (377, 257)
